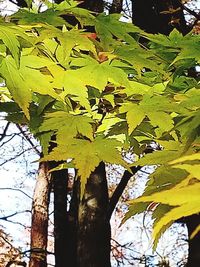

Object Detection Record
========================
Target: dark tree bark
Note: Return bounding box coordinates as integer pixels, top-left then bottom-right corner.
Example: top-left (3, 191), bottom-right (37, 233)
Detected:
top-left (15, 0), bottom-right (28, 8)
top-left (77, 162), bottom-right (111, 267)
top-left (79, 0), bottom-right (104, 13)
top-left (109, 0), bottom-right (123, 14)
top-left (182, 215), bottom-right (200, 267)
top-left (132, 0), bottom-right (190, 35)
top-left (48, 132), bottom-right (72, 267)
top-left (51, 167), bottom-right (69, 267)
top-left (66, 177), bottom-right (80, 267)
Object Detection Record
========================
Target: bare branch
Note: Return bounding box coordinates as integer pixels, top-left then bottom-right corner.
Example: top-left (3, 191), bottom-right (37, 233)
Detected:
top-left (0, 147), bottom-right (36, 167)
top-left (0, 187), bottom-right (32, 199)
top-left (181, 1), bottom-right (200, 20)
top-left (107, 166), bottom-right (141, 219)
top-left (0, 122), bottom-right (10, 142)
top-left (16, 124), bottom-right (40, 155)
top-left (0, 210), bottom-right (31, 221)
top-left (0, 132), bottom-right (19, 148)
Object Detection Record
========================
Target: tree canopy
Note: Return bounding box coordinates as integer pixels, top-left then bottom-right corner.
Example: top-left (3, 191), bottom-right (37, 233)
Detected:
top-left (0, 0), bottom-right (199, 251)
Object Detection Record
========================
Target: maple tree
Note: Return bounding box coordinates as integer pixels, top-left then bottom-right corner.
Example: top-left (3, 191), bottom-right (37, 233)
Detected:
top-left (0, 0), bottom-right (199, 266)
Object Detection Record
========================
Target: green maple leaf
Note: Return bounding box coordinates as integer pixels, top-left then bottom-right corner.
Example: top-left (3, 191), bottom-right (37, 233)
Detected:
top-left (38, 28), bottom-right (96, 65)
top-left (120, 103), bottom-right (145, 135)
top-left (54, 0), bottom-right (79, 9)
top-left (43, 136), bottom-right (126, 197)
top-left (170, 153), bottom-right (200, 164)
top-left (0, 25), bottom-right (21, 66)
top-left (169, 153), bottom-right (200, 180)
top-left (173, 164), bottom-right (200, 180)
top-left (54, 0), bottom-right (95, 26)
top-left (175, 109), bottom-right (200, 151)
top-left (19, 55), bottom-right (60, 99)
top-left (39, 111), bottom-right (94, 141)
top-left (126, 81), bottom-right (166, 97)
top-left (132, 182), bottom-right (200, 249)
top-left (115, 46), bottom-right (164, 75)
top-left (145, 30), bottom-right (200, 65)
top-left (0, 56), bottom-right (32, 119)
top-left (145, 166), bottom-right (187, 194)
top-left (144, 32), bottom-right (172, 46)
top-left (171, 37), bottom-right (200, 64)
top-left (11, 9), bottom-right (67, 27)
top-left (63, 70), bottom-right (91, 110)
top-left (70, 60), bottom-right (130, 92)
top-left (120, 95), bottom-right (176, 136)
top-left (132, 150), bottom-right (182, 166)
top-left (95, 13), bottom-right (143, 49)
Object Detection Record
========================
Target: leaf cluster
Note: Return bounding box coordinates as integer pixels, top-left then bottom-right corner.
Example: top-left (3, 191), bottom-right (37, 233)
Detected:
top-left (0, 0), bottom-right (199, 246)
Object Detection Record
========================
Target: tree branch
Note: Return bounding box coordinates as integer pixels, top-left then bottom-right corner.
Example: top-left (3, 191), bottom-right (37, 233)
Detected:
top-left (16, 124), bottom-right (40, 155)
top-left (107, 166), bottom-right (141, 219)
top-left (0, 187), bottom-right (32, 199)
top-left (0, 122), bottom-right (10, 142)
top-left (0, 147), bottom-right (36, 167)
top-left (181, 1), bottom-right (200, 21)
top-left (0, 210), bottom-right (31, 221)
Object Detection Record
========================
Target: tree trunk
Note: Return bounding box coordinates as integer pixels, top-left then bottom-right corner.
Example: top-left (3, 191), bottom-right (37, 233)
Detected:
top-left (52, 168), bottom-right (69, 267)
top-left (79, 0), bottom-right (104, 13)
top-left (131, 0), bottom-right (190, 35)
top-left (109, 0), bottom-right (123, 14)
top-left (77, 162), bottom-right (111, 267)
top-left (29, 162), bottom-right (51, 267)
top-left (66, 177), bottom-right (80, 267)
top-left (184, 215), bottom-right (200, 267)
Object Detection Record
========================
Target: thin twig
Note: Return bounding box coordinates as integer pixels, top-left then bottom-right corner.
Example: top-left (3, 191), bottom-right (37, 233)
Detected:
top-left (0, 187), bottom-right (32, 199)
top-left (16, 124), bottom-right (40, 155)
top-left (0, 147), bottom-right (36, 167)
top-left (0, 122), bottom-right (10, 142)
top-left (0, 210), bottom-right (31, 221)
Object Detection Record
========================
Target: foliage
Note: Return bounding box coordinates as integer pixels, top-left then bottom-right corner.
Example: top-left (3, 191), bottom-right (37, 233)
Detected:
top-left (0, 0), bottom-right (199, 247)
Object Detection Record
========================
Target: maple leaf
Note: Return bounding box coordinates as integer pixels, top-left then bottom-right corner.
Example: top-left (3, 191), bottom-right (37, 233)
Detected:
top-left (115, 46), bottom-right (165, 75)
top-left (95, 13), bottom-right (143, 49)
top-left (0, 25), bottom-right (21, 66)
top-left (170, 153), bottom-right (200, 164)
top-left (120, 95), bottom-right (176, 136)
top-left (19, 55), bottom-right (60, 99)
top-left (42, 136), bottom-right (127, 197)
top-left (11, 9), bottom-right (67, 27)
top-left (132, 182), bottom-right (200, 249)
top-left (54, 1), bottom-right (95, 26)
top-left (131, 150), bottom-right (182, 166)
top-left (125, 81), bottom-right (166, 97)
top-left (70, 60), bottom-right (130, 92)
top-left (63, 70), bottom-right (91, 111)
top-left (39, 111), bottom-right (94, 141)
top-left (172, 40), bottom-right (200, 64)
top-left (0, 56), bottom-right (32, 119)
top-left (38, 28), bottom-right (96, 65)
top-left (120, 103), bottom-right (145, 135)
top-left (169, 153), bottom-right (200, 180)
